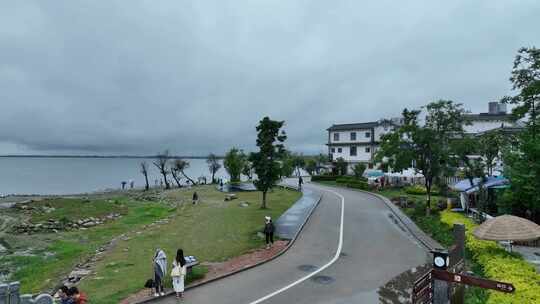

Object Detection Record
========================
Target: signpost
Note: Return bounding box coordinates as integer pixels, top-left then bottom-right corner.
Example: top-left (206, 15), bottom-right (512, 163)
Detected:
top-left (432, 269), bottom-right (515, 293)
top-left (412, 271), bottom-right (433, 304)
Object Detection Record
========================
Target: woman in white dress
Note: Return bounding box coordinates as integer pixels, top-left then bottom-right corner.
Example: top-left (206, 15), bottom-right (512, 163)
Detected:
top-left (171, 249), bottom-right (187, 299)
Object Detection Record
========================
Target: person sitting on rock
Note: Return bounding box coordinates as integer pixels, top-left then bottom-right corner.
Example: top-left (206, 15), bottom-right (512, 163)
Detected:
top-left (68, 287), bottom-right (88, 304)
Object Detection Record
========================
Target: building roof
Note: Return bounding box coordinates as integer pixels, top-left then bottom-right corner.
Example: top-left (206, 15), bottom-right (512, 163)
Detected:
top-left (464, 113), bottom-right (513, 121)
top-left (326, 122), bottom-right (379, 131)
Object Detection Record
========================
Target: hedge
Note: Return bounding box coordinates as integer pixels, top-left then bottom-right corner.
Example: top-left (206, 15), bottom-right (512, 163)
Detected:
top-left (404, 185), bottom-right (440, 196)
top-left (346, 180), bottom-right (368, 190)
top-left (310, 175), bottom-right (338, 182)
top-left (440, 211), bottom-right (540, 304)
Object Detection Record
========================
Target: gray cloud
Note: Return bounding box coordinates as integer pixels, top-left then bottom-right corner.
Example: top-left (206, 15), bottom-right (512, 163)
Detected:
top-left (1, 1), bottom-right (539, 155)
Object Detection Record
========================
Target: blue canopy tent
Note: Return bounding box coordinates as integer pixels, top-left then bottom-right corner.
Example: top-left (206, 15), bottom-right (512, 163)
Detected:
top-left (451, 176), bottom-right (509, 209)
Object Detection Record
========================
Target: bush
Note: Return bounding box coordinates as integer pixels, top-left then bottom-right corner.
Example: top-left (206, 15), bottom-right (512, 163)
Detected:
top-left (336, 176), bottom-right (355, 184)
top-left (441, 211), bottom-right (540, 304)
top-left (404, 185), bottom-right (440, 195)
top-left (346, 181), bottom-right (368, 190)
top-left (310, 175), bottom-right (338, 182)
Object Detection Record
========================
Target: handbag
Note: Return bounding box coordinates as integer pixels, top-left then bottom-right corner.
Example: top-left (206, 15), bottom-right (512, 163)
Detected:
top-left (171, 264), bottom-right (181, 277)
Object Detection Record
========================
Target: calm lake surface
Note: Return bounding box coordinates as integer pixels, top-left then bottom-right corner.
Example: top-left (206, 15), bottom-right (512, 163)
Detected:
top-left (0, 157), bottom-right (227, 195)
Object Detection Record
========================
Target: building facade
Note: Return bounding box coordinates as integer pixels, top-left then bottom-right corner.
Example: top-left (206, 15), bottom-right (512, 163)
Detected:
top-left (326, 119), bottom-right (401, 171)
top-left (463, 102), bottom-right (517, 134)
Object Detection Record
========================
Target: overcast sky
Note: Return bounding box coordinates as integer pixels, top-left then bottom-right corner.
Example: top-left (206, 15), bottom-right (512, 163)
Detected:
top-left (1, 1), bottom-right (539, 155)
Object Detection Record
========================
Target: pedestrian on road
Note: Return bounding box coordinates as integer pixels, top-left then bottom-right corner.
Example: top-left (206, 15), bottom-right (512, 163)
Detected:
top-left (298, 176), bottom-right (304, 190)
top-left (153, 248), bottom-right (168, 297)
top-left (171, 248), bottom-right (187, 299)
top-left (192, 191), bottom-right (199, 204)
top-left (264, 216), bottom-right (275, 249)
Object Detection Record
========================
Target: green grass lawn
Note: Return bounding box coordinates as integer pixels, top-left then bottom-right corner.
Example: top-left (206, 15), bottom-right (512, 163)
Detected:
top-left (73, 185), bottom-right (301, 304)
top-left (3, 198), bottom-right (173, 294)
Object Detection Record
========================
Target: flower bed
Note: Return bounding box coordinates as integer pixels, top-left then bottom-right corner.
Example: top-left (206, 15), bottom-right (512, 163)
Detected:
top-left (440, 211), bottom-right (540, 304)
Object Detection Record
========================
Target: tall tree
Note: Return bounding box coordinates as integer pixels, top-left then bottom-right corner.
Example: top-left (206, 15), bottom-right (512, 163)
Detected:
top-left (315, 153), bottom-right (328, 174)
top-left (169, 163), bottom-right (182, 187)
top-left (140, 161), bottom-right (150, 191)
top-left (252, 117), bottom-right (287, 209)
top-left (242, 156), bottom-right (254, 180)
top-left (478, 130), bottom-right (505, 175)
top-left (153, 150), bottom-right (170, 189)
top-left (223, 148), bottom-right (246, 183)
top-left (376, 101), bottom-right (467, 214)
top-left (206, 153), bottom-right (222, 184)
top-left (334, 157), bottom-right (347, 176)
top-left (502, 47), bottom-right (540, 137)
top-left (173, 159), bottom-right (196, 185)
top-left (501, 47), bottom-right (540, 222)
top-left (352, 162), bottom-right (366, 179)
top-left (305, 159), bottom-right (317, 176)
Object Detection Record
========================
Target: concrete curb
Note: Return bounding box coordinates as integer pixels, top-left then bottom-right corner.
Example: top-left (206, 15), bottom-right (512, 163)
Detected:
top-left (137, 187), bottom-right (323, 304)
top-left (312, 182), bottom-right (442, 251)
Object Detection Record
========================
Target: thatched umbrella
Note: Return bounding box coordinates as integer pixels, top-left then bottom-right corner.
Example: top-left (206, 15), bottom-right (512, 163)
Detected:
top-left (473, 215), bottom-right (540, 251)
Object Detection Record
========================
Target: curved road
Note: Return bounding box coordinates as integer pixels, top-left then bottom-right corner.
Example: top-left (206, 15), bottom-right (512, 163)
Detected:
top-left (152, 182), bottom-right (428, 304)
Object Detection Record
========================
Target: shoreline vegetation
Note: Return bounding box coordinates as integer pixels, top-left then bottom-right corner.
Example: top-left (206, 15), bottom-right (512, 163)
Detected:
top-left (0, 184), bottom-right (301, 304)
top-left (0, 155), bottom-right (223, 159)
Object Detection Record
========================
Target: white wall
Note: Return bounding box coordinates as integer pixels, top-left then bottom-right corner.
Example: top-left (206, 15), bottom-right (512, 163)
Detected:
top-left (329, 130), bottom-right (372, 144)
top-left (373, 125), bottom-right (394, 141)
top-left (463, 120), bottom-right (514, 134)
top-left (329, 144), bottom-right (375, 162)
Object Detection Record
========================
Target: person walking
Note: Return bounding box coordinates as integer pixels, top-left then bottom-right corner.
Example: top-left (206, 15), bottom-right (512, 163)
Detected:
top-left (298, 176), bottom-right (304, 190)
top-left (192, 191), bottom-right (199, 205)
top-left (171, 249), bottom-right (187, 299)
top-left (153, 248), bottom-right (167, 297)
top-left (264, 216), bottom-right (275, 249)
top-left (121, 181), bottom-right (127, 190)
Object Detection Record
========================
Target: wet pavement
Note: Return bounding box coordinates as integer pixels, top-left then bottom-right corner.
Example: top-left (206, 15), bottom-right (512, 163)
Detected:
top-left (274, 188), bottom-right (321, 240)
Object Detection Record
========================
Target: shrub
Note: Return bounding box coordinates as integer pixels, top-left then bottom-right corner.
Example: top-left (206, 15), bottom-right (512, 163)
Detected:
top-left (440, 211), bottom-right (540, 304)
top-left (404, 185), bottom-right (440, 195)
top-left (336, 176), bottom-right (355, 184)
top-left (346, 181), bottom-right (368, 190)
top-left (310, 175), bottom-right (338, 182)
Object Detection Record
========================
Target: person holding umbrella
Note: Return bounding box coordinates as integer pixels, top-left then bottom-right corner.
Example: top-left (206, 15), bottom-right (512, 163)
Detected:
top-left (153, 248), bottom-right (167, 297)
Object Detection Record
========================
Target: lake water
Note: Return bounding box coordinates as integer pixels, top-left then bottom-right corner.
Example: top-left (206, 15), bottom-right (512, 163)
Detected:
top-left (0, 157), bottom-right (228, 195)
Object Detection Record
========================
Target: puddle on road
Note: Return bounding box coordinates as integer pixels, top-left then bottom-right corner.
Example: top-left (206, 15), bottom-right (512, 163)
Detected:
top-left (298, 264), bottom-right (318, 272)
top-left (311, 275), bottom-right (335, 285)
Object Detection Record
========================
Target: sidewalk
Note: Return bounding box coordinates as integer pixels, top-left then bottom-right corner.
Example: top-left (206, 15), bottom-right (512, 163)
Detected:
top-left (274, 187), bottom-right (322, 240)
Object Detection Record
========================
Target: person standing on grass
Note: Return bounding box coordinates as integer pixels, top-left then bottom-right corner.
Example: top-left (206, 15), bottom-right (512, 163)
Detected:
top-left (68, 287), bottom-right (87, 304)
top-left (171, 248), bottom-right (187, 299)
top-left (192, 191), bottom-right (199, 204)
top-left (264, 216), bottom-right (275, 249)
top-left (153, 248), bottom-right (168, 297)
top-left (121, 181), bottom-right (127, 190)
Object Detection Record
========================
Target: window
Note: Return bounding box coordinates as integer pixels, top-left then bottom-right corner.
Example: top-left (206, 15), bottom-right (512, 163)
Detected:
top-left (350, 132), bottom-right (356, 141)
top-left (365, 132), bottom-right (371, 138)
top-left (331, 148), bottom-right (335, 153)
top-left (350, 146), bottom-right (357, 156)
top-left (333, 133), bottom-right (340, 141)
top-left (365, 147), bottom-right (370, 153)
top-left (337, 148), bottom-right (342, 153)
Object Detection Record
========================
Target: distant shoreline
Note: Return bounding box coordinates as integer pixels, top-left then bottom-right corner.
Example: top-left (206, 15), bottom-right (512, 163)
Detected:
top-left (0, 155), bottom-right (222, 159)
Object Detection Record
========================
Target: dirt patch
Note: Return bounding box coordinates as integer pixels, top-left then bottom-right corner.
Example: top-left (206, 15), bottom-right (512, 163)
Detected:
top-left (121, 240), bottom-right (288, 304)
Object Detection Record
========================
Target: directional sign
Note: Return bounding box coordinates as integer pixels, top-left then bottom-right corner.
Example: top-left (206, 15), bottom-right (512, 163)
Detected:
top-left (432, 269), bottom-right (515, 293)
top-left (412, 271), bottom-right (433, 304)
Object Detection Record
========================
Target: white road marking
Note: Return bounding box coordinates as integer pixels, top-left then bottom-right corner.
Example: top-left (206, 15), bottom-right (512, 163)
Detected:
top-left (247, 188), bottom-right (345, 304)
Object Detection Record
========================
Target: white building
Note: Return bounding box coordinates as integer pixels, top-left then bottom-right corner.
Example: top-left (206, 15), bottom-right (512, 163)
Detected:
top-left (326, 118), bottom-right (402, 171)
top-left (463, 102), bottom-right (517, 135)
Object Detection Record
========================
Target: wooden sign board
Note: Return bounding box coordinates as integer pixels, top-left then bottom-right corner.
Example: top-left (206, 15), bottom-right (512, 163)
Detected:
top-left (432, 269), bottom-right (515, 293)
top-left (412, 271), bottom-right (433, 304)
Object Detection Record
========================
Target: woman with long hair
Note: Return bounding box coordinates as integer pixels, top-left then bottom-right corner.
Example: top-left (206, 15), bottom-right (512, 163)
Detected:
top-left (171, 248), bottom-right (187, 298)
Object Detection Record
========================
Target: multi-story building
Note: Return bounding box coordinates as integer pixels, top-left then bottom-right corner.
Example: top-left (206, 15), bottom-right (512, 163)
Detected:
top-left (463, 102), bottom-right (518, 135)
top-left (326, 118), bottom-right (402, 172)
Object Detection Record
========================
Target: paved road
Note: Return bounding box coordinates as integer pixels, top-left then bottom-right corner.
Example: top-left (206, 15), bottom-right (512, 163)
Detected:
top-left (152, 182), bottom-right (428, 304)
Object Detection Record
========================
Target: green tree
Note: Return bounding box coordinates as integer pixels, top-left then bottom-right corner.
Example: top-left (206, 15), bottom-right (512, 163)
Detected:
top-left (291, 153), bottom-right (305, 177)
top-left (242, 156), bottom-right (254, 180)
top-left (315, 153), bottom-right (328, 174)
top-left (501, 47), bottom-right (540, 222)
top-left (377, 101), bottom-right (467, 214)
top-left (173, 159), bottom-right (196, 185)
top-left (478, 130), bottom-right (505, 176)
top-left (206, 153), bottom-right (222, 184)
top-left (334, 157), bottom-right (347, 176)
top-left (305, 159), bottom-right (317, 176)
top-left (251, 117), bottom-right (287, 209)
top-left (223, 148), bottom-right (247, 183)
top-left (352, 162), bottom-right (366, 179)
